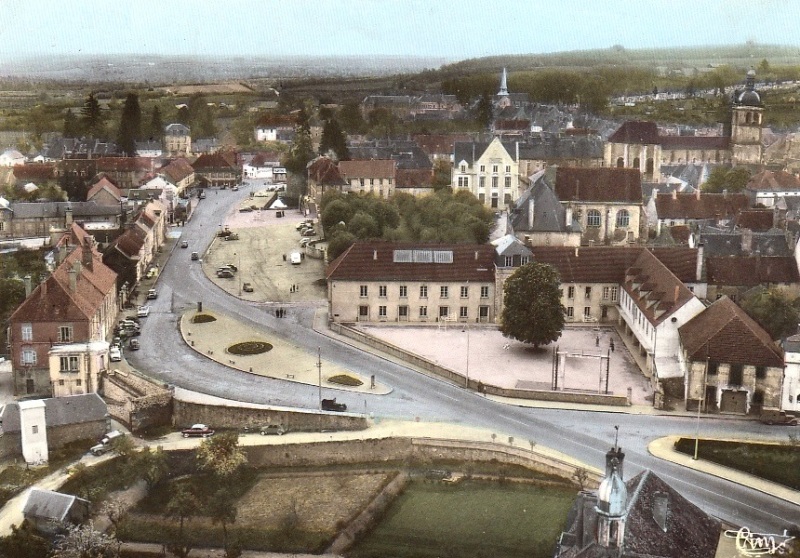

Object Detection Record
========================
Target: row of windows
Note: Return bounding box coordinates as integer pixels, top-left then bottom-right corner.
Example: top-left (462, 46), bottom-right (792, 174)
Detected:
top-left (563, 286), bottom-right (618, 301)
top-left (706, 362), bottom-right (767, 380)
top-left (584, 209), bottom-right (630, 228)
top-left (360, 305), bottom-right (491, 319)
top-left (59, 355), bottom-right (79, 373)
top-left (361, 285), bottom-right (490, 299)
top-left (22, 323), bottom-right (73, 343)
top-left (459, 164), bottom-right (513, 173)
top-left (478, 176), bottom-right (512, 189)
top-left (358, 178), bottom-right (393, 186)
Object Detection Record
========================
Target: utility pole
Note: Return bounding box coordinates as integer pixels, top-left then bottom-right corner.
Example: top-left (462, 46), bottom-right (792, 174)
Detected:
top-left (317, 347), bottom-right (322, 410)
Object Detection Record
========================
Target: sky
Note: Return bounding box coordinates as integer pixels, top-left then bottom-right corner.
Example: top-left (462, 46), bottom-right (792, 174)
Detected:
top-left (1, 0), bottom-right (799, 61)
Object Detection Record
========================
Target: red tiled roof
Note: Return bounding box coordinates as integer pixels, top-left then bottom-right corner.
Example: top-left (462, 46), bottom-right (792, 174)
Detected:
top-left (112, 225), bottom-right (147, 258)
top-left (12, 163), bottom-right (57, 181)
top-left (250, 151), bottom-right (281, 167)
top-left (95, 157), bottom-right (153, 172)
top-left (255, 114), bottom-right (295, 128)
top-left (307, 157), bottom-right (345, 185)
top-left (706, 255), bottom-right (799, 286)
top-left (735, 209), bottom-right (774, 231)
top-left (555, 167), bottom-right (642, 203)
top-left (669, 225), bottom-right (692, 244)
top-left (338, 159), bottom-right (396, 180)
top-left (608, 121), bottom-right (660, 144)
top-left (192, 152), bottom-right (237, 171)
top-left (326, 241), bottom-right (495, 283)
top-left (160, 158), bottom-right (194, 184)
top-left (679, 296), bottom-right (783, 366)
top-left (86, 176), bottom-right (121, 201)
top-left (746, 169), bottom-right (800, 192)
top-left (495, 119), bottom-right (530, 131)
top-left (654, 191), bottom-right (749, 220)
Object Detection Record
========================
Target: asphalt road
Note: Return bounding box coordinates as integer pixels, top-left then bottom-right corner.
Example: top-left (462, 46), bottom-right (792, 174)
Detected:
top-left (127, 179), bottom-right (800, 534)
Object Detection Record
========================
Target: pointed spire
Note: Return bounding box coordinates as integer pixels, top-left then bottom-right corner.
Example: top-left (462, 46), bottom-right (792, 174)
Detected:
top-left (498, 67), bottom-right (509, 96)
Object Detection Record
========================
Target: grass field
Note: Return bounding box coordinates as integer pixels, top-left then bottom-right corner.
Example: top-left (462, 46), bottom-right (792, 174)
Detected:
top-left (674, 438), bottom-right (800, 490)
top-left (349, 480), bottom-right (575, 558)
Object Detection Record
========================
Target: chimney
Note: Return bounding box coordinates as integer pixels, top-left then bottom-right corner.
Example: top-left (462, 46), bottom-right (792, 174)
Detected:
top-left (671, 189), bottom-right (677, 200)
top-left (373, 249), bottom-right (377, 260)
top-left (695, 188), bottom-right (701, 200)
top-left (528, 198), bottom-right (535, 230)
top-left (23, 275), bottom-right (32, 298)
top-left (722, 188), bottom-right (728, 199)
top-left (566, 205), bottom-right (573, 229)
top-left (742, 229), bottom-right (753, 253)
top-left (69, 266), bottom-right (78, 292)
top-left (41, 278), bottom-right (47, 296)
top-left (673, 284), bottom-right (679, 303)
top-left (652, 492), bottom-right (669, 532)
top-left (82, 238), bottom-right (93, 271)
top-left (695, 243), bottom-right (704, 281)
top-left (475, 250), bottom-right (479, 260)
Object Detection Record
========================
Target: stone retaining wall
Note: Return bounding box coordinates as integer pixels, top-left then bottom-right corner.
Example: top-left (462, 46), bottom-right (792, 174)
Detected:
top-left (330, 323), bottom-right (629, 407)
top-left (101, 369), bottom-right (173, 433)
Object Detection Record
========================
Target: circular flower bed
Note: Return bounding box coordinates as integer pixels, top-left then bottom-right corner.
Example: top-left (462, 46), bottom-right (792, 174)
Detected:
top-left (192, 314), bottom-right (217, 324)
top-left (328, 374), bottom-right (364, 387)
top-left (227, 341), bottom-right (273, 355)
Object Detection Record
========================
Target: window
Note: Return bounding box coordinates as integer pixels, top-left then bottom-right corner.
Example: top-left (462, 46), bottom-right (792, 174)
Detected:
top-left (32, 425), bottom-right (38, 435)
top-left (420, 285), bottom-right (428, 298)
top-left (358, 305), bottom-right (368, 317)
top-left (756, 366), bottom-right (766, 379)
top-left (440, 286), bottom-right (449, 298)
top-left (480, 286), bottom-right (489, 298)
top-left (480, 165), bottom-right (485, 172)
top-left (439, 306), bottom-right (450, 318)
top-left (359, 178), bottom-right (365, 187)
top-left (460, 164), bottom-right (466, 172)
top-left (730, 364), bottom-right (743, 386)
top-left (584, 307), bottom-right (591, 318)
top-left (616, 209), bottom-right (630, 227)
top-left (378, 306), bottom-right (387, 318)
top-left (504, 256), bottom-right (513, 267)
top-left (21, 349), bottom-right (36, 365)
top-left (505, 165), bottom-right (511, 173)
top-left (479, 306), bottom-right (489, 319)
top-left (399, 285), bottom-right (407, 298)
top-left (419, 306), bottom-right (428, 317)
top-left (21, 323), bottom-right (32, 341)
top-left (479, 176), bottom-right (485, 188)
top-left (461, 286), bottom-right (469, 298)
top-left (603, 286), bottom-right (619, 301)
top-left (492, 176), bottom-right (498, 188)
top-left (76, 379), bottom-right (82, 386)
top-left (566, 307), bottom-right (574, 318)
top-left (370, 178), bottom-right (375, 186)
top-left (504, 176), bottom-right (511, 188)
top-left (567, 286), bottom-right (575, 299)
top-left (58, 326), bottom-right (73, 343)
top-left (492, 165), bottom-right (498, 173)
top-left (460, 306), bottom-right (468, 318)
top-left (379, 285), bottom-right (387, 297)
top-left (707, 361), bottom-right (718, 376)
top-left (752, 389), bottom-right (764, 405)
top-left (60, 356), bottom-right (79, 372)
top-left (398, 305), bottom-right (408, 318)
top-left (59, 379), bottom-right (65, 386)
top-left (360, 285), bottom-right (368, 297)
top-left (587, 210), bottom-right (601, 227)
top-left (585, 287), bottom-right (592, 299)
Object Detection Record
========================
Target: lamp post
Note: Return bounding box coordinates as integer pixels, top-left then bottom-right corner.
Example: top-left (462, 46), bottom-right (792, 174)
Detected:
top-left (463, 324), bottom-right (470, 388)
top-left (317, 347), bottom-right (322, 411)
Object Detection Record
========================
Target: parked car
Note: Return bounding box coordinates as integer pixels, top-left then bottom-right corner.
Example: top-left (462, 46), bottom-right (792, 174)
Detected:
top-left (301, 228), bottom-right (316, 237)
top-left (137, 305), bottom-right (150, 317)
top-left (290, 252), bottom-right (302, 265)
top-left (109, 346), bottom-right (122, 362)
top-left (242, 282), bottom-right (254, 292)
top-left (233, 185), bottom-right (239, 191)
top-left (180, 240), bottom-right (189, 248)
top-left (224, 232), bottom-right (240, 240)
top-left (759, 409), bottom-right (798, 425)
top-left (260, 424), bottom-right (287, 436)
top-left (321, 398), bottom-right (347, 412)
top-left (224, 264), bottom-right (238, 272)
top-left (191, 251), bottom-right (199, 261)
top-left (145, 266), bottom-right (158, 279)
top-left (90, 430), bottom-right (123, 456)
top-left (146, 289), bottom-right (158, 300)
top-left (128, 338), bottom-right (140, 350)
top-left (299, 237), bottom-right (311, 247)
top-left (217, 269), bottom-right (235, 278)
top-left (182, 424), bottom-right (215, 438)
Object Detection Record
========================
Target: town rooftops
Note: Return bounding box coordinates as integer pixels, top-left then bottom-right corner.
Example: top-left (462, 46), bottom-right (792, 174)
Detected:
top-left (746, 169), bottom-right (800, 192)
top-left (705, 255), bottom-right (799, 287)
top-left (623, 248), bottom-right (696, 326)
top-left (453, 140), bottom-right (518, 165)
top-left (608, 121), bottom-right (661, 144)
top-left (338, 159), bottom-right (396, 180)
top-left (160, 158), bottom-right (194, 184)
top-left (0, 392), bottom-right (107, 432)
top-left (653, 191), bottom-right (749, 220)
top-left (326, 242), bottom-right (496, 283)
top-left (555, 167), bottom-right (642, 204)
top-left (679, 296), bottom-right (783, 367)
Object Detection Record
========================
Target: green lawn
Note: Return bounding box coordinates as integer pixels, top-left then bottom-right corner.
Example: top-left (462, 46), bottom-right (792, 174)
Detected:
top-left (674, 438), bottom-right (800, 490)
top-left (349, 480), bottom-right (575, 558)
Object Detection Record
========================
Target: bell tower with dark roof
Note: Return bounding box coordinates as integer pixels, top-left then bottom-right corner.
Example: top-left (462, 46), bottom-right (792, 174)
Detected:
top-left (731, 69), bottom-right (764, 165)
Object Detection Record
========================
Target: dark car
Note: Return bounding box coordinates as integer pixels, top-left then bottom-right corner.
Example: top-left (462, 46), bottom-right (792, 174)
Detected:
top-left (217, 269), bottom-right (234, 278)
top-left (760, 410), bottom-right (798, 425)
top-left (181, 424), bottom-right (215, 438)
top-left (242, 282), bottom-right (254, 292)
top-left (191, 252), bottom-right (199, 261)
top-left (321, 398), bottom-right (347, 412)
top-left (260, 424), bottom-right (287, 435)
top-left (128, 338), bottom-right (140, 350)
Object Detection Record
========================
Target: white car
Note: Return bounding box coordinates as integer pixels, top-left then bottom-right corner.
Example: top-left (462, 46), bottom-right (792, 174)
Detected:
top-left (290, 252), bottom-right (302, 265)
top-left (137, 305), bottom-right (150, 317)
top-left (109, 346), bottom-right (122, 362)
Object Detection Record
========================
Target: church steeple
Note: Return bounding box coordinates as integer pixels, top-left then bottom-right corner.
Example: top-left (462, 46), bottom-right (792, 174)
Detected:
top-left (596, 429), bottom-right (627, 549)
top-left (498, 67), bottom-right (509, 96)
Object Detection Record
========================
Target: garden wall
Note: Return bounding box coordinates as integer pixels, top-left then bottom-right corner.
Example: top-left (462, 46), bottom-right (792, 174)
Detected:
top-left (330, 323), bottom-right (629, 407)
top-left (101, 369), bottom-right (173, 433)
top-left (172, 399), bottom-right (369, 432)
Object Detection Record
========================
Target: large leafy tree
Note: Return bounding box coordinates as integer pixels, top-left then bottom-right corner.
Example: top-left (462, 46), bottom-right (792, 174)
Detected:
top-left (117, 93), bottom-right (142, 156)
top-left (196, 431), bottom-right (247, 479)
top-left (318, 117), bottom-right (349, 161)
top-left (702, 167), bottom-right (751, 194)
top-left (740, 288), bottom-right (800, 340)
top-left (284, 108), bottom-right (314, 175)
top-left (51, 521), bottom-right (120, 558)
top-left (165, 484), bottom-right (200, 558)
top-left (207, 489), bottom-right (238, 554)
top-left (80, 92), bottom-right (104, 138)
top-left (500, 262), bottom-right (565, 349)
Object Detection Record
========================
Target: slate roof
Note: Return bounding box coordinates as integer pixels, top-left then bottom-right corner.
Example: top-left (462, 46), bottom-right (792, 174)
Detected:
top-left (510, 180), bottom-right (572, 233)
top-left (623, 249), bottom-right (697, 326)
top-left (396, 168), bottom-right (433, 188)
top-left (165, 123), bottom-right (190, 135)
top-left (529, 246), bottom-right (699, 284)
top-left (0, 393), bottom-right (107, 432)
top-left (412, 134), bottom-right (472, 157)
top-left (326, 242), bottom-right (496, 283)
top-left (10, 224), bottom-right (116, 324)
top-left (23, 489), bottom-right (90, 523)
top-left (160, 158), bottom-right (194, 184)
top-left (95, 157), bottom-right (153, 173)
top-left (348, 144), bottom-right (432, 170)
top-left (453, 140), bottom-right (517, 165)
top-left (679, 296), bottom-right (783, 366)
top-left (747, 169), bottom-right (800, 192)
top-left (516, 135), bottom-right (604, 161)
top-left (700, 229), bottom-right (791, 257)
top-left (555, 167), bottom-right (642, 204)
top-left (338, 159), bottom-right (396, 180)
top-left (8, 201), bottom-right (120, 219)
top-left (608, 121), bottom-right (661, 144)
top-left (249, 151), bottom-right (281, 166)
top-left (653, 191), bottom-right (749, 220)
top-left (706, 255), bottom-right (799, 286)
top-left (659, 136), bottom-right (730, 150)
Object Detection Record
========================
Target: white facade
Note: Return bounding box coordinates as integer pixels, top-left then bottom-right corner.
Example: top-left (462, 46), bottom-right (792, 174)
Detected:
top-left (782, 343), bottom-right (800, 413)
top-left (453, 138), bottom-right (521, 209)
top-left (48, 341), bottom-right (109, 397)
top-left (18, 400), bottom-right (48, 465)
top-left (0, 149), bottom-right (25, 167)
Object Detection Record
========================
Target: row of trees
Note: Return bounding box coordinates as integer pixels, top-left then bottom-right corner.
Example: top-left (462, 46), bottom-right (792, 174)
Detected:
top-left (320, 189), bottom-right (496, 260)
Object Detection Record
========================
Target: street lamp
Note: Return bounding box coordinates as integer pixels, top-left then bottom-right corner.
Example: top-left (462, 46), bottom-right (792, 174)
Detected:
top-left (463, 324), bottom-right (470, 388)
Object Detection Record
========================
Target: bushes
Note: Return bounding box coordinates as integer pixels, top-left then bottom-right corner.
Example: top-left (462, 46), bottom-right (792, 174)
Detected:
top-left (328, 374), bottom-right (364, 387)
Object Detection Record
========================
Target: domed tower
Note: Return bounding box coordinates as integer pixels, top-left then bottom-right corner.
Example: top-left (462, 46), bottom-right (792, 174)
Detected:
top-left (596, 445), bottom-right (628, 550)
top-left (731, 69), bottom-right (764, 165)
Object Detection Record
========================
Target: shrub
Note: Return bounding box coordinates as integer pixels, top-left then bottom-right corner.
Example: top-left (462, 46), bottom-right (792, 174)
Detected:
top-left (227, 341), bottom-right (273, 355)
top-left (328, 374), bottom-right (364, 387)
top-left (192, 314), bottom-right (217, 324)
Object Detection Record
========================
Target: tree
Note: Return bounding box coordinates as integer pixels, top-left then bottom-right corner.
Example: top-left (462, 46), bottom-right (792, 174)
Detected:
top-left (284, 108), bottom-right (314, 175)
top-left (432, 159), bottom-right (452, 190)
top-left (164, 484), bottom-right (200, 558)
top-left (326, 231), bottom-right (356, 261)
top-left (196, 431), bottom-right (247, 480)
top-left (338, 102), bottom-right (366, 134)
top-left (740, 288), bottom-right (800, 340)
top-left (702, 166), bottom-right (751, 193)
top-left (500, 262), bottom-right (565, 348)
top-left (63, 109), bottom-right (78, 138)
top-left (116, 93), bottom-right (142, 156)
top-left (319, 117), bottom-right (349, 161)
top-left (51, 521), bottom-right (120, 558)
top-left (148, 105), bottom-right (163, 140)
top-left (474, 92), bottom-right (493, 128)
top-left (0, 521), bottom-right (50, 558)
top-left (80, 93), bottom-right (104, 138)
top-left (136, 446), bottom-right (169, 489)
top-left (207, 489), bottom-right (237, 553)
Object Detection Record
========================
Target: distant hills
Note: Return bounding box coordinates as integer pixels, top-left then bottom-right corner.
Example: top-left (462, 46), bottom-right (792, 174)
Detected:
top-left (1, 43), bottom-right (798, 85)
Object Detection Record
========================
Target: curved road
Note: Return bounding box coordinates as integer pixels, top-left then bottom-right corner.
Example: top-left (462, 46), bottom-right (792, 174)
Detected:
top-left (128, 182), bottom-right (799, 533)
